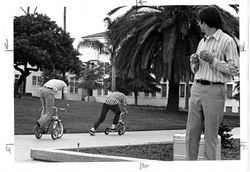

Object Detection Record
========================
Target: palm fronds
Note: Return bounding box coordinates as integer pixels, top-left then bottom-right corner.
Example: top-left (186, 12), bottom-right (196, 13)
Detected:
top-left (107, 5), bottom-right (239, 83)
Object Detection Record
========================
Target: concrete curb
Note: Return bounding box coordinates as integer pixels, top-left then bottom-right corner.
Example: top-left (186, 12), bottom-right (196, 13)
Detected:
top-left (30, 148), bottom-right (160, 162)
top-left (15, 128), bottom-right (240, 162)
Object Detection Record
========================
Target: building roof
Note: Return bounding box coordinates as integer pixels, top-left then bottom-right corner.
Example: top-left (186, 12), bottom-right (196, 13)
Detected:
top-left (81, 31), bottom-right (107, 39)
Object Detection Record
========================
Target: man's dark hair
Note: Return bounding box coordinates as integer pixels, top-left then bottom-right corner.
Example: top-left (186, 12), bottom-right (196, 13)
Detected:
top-left (199, 6), bottom-right (223, 29)
top-left (116, 88), bottom-right (129, 96)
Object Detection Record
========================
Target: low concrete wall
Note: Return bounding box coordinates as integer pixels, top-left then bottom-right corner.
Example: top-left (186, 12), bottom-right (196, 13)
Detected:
top-left (30, 148), bottom-right (147, 162)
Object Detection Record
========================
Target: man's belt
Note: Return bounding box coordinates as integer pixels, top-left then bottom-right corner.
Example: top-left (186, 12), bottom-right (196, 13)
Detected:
top-left (195, 80), bottom-right (224, 85)
top-left (43, 86), bottom-right (54, 90)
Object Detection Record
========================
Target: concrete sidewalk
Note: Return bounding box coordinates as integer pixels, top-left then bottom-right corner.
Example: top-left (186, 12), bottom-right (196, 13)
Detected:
top-left (14, 128), bottom-right (240, 162)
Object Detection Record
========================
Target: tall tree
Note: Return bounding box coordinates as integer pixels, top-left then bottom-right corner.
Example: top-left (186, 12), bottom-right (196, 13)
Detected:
top-left (41, 69), bottom-right (69, 85)
top-left (106, 5), bottom-right (239, 111)
top-left (116, 73), bottom-right (161, 105)
top-left (14, 12), bottom-right (81, 97)
top-left (77, 60), bottom-right (105, 101)
top-left (78, 37), bottom-right (161, 105)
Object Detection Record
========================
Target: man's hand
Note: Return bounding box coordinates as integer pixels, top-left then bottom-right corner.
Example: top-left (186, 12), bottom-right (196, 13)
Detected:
top-left (229, 63), bottom-right (239, 76)
top-left (190, 53), bottom-right (199, 63)
top-left (199, 50), bottom-right (214, 64)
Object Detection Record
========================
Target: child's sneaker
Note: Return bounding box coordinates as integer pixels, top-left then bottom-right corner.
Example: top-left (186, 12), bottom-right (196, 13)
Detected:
top-left (89, 129), bottom-right (95, 136)
top-left (110, 124), bottom-right (117, 131)
top-left (110, 127), bottom-right (117, 132)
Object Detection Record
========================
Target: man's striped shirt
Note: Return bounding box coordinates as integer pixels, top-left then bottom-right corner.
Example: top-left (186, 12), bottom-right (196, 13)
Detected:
top-left (43, 79), bottom-right (67, 93)
top-left (191, 29), bottom-right (239, 83)
top-left (105, 92), bottom-right (127, 106)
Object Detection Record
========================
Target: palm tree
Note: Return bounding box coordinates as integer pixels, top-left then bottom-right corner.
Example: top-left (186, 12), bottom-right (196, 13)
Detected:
top-left (106, 5), bottom-right (239, 111)
top-left (77, 36), bottom-right (117, 91)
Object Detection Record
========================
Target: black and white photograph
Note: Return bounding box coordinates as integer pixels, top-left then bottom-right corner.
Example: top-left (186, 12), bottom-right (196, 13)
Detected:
top-left (0, 0), bottom-right (249, 171)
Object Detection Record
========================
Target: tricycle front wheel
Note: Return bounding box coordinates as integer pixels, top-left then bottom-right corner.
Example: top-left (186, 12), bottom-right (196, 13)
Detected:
top-left (104, 127), bottom-right (110, 135)
top-left (118, 125), bottom-right (126, 135)
top-left (34, 125), bottom-right (42, 139)
top-left (51, 129), bottom-right (58, 140)
top-left (56, 121), bottom-right (64, 138)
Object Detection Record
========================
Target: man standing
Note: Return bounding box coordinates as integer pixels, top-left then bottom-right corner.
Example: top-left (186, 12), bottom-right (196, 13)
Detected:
top-left (89, 90), bottom-right (128, 136)
top-left (186, 6), bottom-right (239, 160)
top-left (35, 79), bottom-right (68, 130)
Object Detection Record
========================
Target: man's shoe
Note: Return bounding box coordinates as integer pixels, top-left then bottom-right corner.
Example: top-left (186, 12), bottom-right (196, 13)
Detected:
top-left (89, 130), bottom-right (95, 136)
top-left (41, 127), bottom-right (47, 134)
top-left (34, 124), bottom-right (40, 131)
top-left (34, 124), bottom-right (41, 136)
top-left (36, 121), bottom-right (41, 128)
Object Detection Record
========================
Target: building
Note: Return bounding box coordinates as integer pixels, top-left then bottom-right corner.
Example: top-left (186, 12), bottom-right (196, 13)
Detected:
top-left (15, 31), bottom-right (240, 113)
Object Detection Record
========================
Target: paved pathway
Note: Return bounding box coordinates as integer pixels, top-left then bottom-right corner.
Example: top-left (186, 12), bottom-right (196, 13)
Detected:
top-left (14, 128), bottom-right (240, 162)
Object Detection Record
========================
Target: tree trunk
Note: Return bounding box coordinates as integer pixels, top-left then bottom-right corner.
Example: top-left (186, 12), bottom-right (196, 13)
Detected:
top-left (14, 71), bottom-right (29, 97)
top-left (166, 79), bottom-right (180, 111)
top-left (22, 64), bottom-right (28, 95)
top-left (62, 72), bottom-right (65, 99)
top-left (184, 81), bottom-right (190, 110)
top-left (14, 83), bottom-right (21, 98)
top-left (134, 91), bottom-right (138, 105)
top-left (184, 76), bottom-right (190, 110)
top-left (87, 89), bottom-right (93, 102)
top-left (111, 62), bottom-right (116, 91)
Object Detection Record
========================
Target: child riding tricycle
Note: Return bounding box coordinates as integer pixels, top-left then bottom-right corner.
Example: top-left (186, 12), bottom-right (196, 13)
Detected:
top-left (34, 105), bottom-right (68, 140)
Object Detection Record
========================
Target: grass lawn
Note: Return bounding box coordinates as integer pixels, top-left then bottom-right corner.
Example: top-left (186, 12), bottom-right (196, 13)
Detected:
top-left (14, 97), bottom-right (240, 135)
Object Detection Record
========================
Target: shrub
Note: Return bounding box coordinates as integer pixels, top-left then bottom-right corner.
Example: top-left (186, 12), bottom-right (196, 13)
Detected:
top-left (218, 121), bottom-right (234, 148)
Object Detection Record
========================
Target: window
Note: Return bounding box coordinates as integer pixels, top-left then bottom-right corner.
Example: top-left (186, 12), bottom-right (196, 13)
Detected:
top-left (226, 84), bottom-right (233, 99)
top-left (225, 106), bottom-right (232, 113)
top-left (15, 74), bottom-right (19, 79)
top-left (15, 74), bottom-right (20, 84)
top-left (70, 78), bottom-right (78, 94)
top-left (74, 82), bottom-right (79, 93)
top-left (161, 84), bottom-right (167, 98)
top-left (97, 88), bottom-right (102, 96)
top-left (31, 76), bottom-right (42, 86)
top-left (179, 84), bottom-right (185, 98)
top-left (37, 76), bottom-right (42, 86)
top-left (189, 84), bottom-right (192, 97)
top-left (144, 91), bottom-right (149, 97)
top-left (32, 76), bottom-right (37, 86)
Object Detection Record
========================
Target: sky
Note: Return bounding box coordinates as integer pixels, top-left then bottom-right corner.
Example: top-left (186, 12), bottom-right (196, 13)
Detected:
top-left (4, 0), bottom-right (242, 62)
top-left (7, 0), bottom-right (240, 49)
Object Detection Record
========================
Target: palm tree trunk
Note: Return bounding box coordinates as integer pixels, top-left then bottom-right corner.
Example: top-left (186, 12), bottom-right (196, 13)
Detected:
top-left (185, 74), bottom-right (190, 110)
top-left (184, 80), bottom-right (190, 110)
top-left (166, 79), bottom-right (179, 112)
top-left (111, 62), bottom-right (116, 91)
top-left (62, 72), bottom-right (65, 99)
top-left (134, 91), bottom-right (138, 105)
